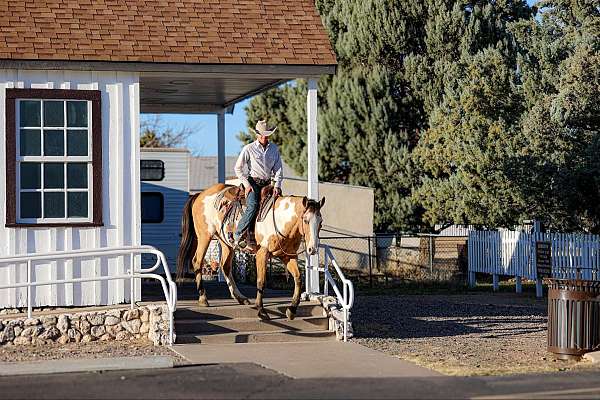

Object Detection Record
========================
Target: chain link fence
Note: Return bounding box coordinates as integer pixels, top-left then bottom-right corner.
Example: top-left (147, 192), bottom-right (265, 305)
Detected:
top-left (199, 234), bottom-right (469, 290)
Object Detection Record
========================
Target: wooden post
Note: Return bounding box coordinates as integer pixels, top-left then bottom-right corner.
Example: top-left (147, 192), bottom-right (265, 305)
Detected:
top-left (515, 276), bottom-right (522, 293)
top-left (307, 78), bottom-right (320, 294)
top-left (217, 110), bottom-right (226, 184)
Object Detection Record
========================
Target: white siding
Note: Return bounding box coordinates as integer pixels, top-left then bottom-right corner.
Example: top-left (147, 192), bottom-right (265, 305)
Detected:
top-left (0, 69), bottom-right (141, 307)
top-left (141, 149), bottom-right (189, 272)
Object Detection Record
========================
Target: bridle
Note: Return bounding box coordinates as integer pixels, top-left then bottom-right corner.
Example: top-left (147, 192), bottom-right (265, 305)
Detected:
top-left (271, 197), bottom-right (314, 258)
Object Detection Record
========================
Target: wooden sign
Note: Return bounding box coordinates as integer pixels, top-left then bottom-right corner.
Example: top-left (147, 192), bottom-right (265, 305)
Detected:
top-left (536, 241), bottom-right (552, 278)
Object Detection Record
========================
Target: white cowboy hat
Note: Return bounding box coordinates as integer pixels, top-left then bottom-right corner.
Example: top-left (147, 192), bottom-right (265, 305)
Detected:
top-left (250, 120), bottom-right (277, 137)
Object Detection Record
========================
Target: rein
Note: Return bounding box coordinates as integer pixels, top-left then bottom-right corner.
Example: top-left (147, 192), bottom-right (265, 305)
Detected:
top-left (271, 197), bottom-right (308, 257)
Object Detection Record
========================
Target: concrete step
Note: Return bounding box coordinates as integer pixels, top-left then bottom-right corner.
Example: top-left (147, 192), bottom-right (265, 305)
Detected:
top-left (175, 302), bottom-right (325, 320)
top-left (175, 316), bottom-right (329, 335)
top-left (176, 329), bottom-right (336, 344)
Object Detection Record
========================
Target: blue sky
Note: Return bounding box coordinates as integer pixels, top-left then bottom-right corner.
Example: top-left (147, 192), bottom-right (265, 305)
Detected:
top-left (143, 0), bottom-right (538, 156)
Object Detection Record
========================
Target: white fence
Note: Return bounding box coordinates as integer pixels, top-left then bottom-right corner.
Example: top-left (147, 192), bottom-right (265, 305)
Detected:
top-left (468, 230), bottom-right (600, 296)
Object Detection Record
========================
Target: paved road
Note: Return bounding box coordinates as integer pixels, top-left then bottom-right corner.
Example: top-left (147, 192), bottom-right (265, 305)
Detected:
top-left (1, 363), bottom-right (600, 399)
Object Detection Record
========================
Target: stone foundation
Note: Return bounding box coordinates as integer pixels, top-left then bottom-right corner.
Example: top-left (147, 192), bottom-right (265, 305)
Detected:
top-left (0, 305), bottom-right (172, 346)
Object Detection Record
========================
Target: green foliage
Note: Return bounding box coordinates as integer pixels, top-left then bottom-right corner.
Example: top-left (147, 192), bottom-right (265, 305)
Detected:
top-left (241, 0), bottom-right (600, 233)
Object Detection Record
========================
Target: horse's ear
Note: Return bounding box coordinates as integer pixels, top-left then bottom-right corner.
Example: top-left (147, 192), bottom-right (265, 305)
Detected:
top-left (319, 197), bottom-right (325, 208)
top-left (302, 196), bottom-right (308, 208)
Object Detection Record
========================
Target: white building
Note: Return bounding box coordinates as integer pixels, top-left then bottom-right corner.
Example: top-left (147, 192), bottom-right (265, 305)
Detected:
top-left (0, 0), bottom-right (336, 307)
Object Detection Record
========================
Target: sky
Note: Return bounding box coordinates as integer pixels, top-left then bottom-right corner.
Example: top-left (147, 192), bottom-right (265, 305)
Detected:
top-left (144, 0), bottom-right (538, 156)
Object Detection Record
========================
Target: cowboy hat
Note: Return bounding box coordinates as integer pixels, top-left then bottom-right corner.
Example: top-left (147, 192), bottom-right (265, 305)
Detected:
top-left (250, 120), bottom-right (277, 137)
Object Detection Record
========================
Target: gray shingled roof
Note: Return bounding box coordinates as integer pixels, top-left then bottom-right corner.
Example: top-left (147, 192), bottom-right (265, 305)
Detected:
top-left (189, 156), bottom-right (300, 193)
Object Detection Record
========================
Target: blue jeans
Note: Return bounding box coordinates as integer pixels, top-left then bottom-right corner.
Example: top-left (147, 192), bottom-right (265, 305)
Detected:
top-left (235, 179), bottom-right (265, 239)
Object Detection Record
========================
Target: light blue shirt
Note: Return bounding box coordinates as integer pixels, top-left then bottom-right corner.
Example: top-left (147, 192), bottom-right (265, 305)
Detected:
top-left (234, 140), bottom-right (283, 189)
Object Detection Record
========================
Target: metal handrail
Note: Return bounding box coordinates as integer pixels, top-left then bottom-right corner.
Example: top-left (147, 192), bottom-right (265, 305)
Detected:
top-left (321, 244), bottom-right (354, 342)
top-left (0, 245), bottom-right (177, 345)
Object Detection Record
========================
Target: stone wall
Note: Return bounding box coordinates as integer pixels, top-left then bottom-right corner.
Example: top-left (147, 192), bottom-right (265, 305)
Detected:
top-left (0, 305), bottom-right (172, 346)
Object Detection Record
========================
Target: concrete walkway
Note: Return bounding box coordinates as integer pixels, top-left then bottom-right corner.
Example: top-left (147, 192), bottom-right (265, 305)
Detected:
top-left (172, 341), bottom-right (440, 379)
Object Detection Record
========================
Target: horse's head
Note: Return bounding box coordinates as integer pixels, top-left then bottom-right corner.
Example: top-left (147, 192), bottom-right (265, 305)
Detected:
top-left (301, 196), bottom-right (325, 255)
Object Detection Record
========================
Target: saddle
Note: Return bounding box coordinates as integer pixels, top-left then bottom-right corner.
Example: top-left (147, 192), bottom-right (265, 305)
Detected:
top-left (214, 184), bottom-right (277, 252)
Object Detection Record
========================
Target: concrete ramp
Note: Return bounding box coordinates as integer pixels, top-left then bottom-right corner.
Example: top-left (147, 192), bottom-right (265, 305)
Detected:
top-left (172, 341), bottom-right (439, 379)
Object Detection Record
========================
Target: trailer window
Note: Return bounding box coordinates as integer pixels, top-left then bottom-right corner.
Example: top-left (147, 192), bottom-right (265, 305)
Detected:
top-left (141, 192), bottom-right (164, 223)
top-left (141, 160), bottom-right (165, 181)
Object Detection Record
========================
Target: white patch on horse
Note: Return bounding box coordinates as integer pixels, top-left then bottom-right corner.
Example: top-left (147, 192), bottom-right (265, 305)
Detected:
top-left (255, 197), bottom-right (297, 248)
top-left (201, 194), bottom-right (221, 236)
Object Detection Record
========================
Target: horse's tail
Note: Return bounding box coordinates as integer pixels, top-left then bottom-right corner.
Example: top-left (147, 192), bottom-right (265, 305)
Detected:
top-left (176, 193), bottom-right (200, 282)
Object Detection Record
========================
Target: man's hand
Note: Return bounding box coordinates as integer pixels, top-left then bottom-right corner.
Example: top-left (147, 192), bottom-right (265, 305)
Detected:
top-left (274, 187), bottom-right (282, 198)
top-left (245, 185), bottom-right (253, 197)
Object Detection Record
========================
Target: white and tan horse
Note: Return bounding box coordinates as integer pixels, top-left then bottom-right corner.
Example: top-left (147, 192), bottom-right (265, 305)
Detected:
top-left (177, 183), bottom-right (325, 320)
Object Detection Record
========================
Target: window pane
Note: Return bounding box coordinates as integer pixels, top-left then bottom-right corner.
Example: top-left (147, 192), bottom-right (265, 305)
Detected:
top-left (44, 163), bottom-right (64, 189)
top-left (67, 101), bottom-right (88, 127)
top-left (44, 192), bottom-right (65, 218)
top-left (20, 192), bottom-right (41, 218)
top-left (141, 193), bottom-right (164, 223)
top-left (67, 163), bottom-right (87, 188)
top-left (140, 160), bottom-right (165, 181)
top-left (20, 162), bottom-right (41, 189)
top-left (67, 130), bottom-right (88, 156)
top-left (19, 100), bottom-right (41, 127)
top-left (43, 129), bottom-right (64, 156)
top-left (67, 192), bottom-right (88, 218)
top-left (20, 129), bottom-right (41, 156)
top-left (43, 101), bottom-right (64, 127)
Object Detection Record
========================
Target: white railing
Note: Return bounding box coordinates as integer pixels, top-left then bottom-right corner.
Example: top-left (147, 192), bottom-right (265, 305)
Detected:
top-left (468, 230), bottom-right (600, 297)
top-left (0, 245), bottom-right (177, 345)
top-left (322, 245), bottom-right (355, 342)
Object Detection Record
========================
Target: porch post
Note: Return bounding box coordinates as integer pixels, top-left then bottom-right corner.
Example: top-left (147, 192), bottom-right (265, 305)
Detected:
top-left (307, 78), bottom-right (320, 294)
top-left (217, 110), bottom-right (226, 283)
top-left (217, 110), bottom-right (226, 184)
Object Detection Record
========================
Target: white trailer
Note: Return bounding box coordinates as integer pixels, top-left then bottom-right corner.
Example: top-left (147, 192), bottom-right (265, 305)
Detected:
top-left (140, 148), bottom-right (189, 272)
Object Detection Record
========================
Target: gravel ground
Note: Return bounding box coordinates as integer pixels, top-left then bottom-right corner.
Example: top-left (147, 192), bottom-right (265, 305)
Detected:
top-left (0, 340), bottom-right (188, 365)
top-left (352, 292), bottom-right (600, 376)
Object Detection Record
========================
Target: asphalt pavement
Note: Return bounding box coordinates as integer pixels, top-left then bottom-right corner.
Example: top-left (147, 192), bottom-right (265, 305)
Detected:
top-left (1, 362), bottom-right (600, 399)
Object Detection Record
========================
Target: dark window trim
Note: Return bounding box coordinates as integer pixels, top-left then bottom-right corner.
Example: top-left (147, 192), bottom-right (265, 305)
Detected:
top-left (141, 192), bottom-right (164, 224)
top-left (140, 159), bottom-right (165, 181)
top-left (5, 88), bottom-right (103, 227)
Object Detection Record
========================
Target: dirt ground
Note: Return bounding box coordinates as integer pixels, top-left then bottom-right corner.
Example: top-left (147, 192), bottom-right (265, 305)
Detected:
top-left (0, 340), bottom-right (187, 365)
top-left (352, 291), bottom-right (600, 376)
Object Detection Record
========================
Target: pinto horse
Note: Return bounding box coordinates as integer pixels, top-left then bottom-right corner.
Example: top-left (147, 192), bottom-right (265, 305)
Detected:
top-left (176, 183), bottom-right (325, 320)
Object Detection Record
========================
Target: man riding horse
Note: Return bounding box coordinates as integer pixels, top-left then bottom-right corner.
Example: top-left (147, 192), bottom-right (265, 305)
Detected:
top-left (177, 119), bottom-right (325, 320)
top-left (231, 120), bottom-right (283, 250)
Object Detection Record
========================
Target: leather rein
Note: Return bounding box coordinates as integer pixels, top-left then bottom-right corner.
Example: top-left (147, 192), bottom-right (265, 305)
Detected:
top-left (271, 197), bottom-right (309, 258)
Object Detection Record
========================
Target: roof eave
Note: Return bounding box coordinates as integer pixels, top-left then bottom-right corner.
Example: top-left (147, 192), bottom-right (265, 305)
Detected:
top-left (0, 59), bottom-right (337, 78)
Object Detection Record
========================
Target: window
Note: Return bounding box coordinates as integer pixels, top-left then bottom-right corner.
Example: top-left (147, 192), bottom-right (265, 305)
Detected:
top-left (141, 160), bottom-right (165, 181)
top-left (141, 192), bottom-right (164, 223)
top-left (5, 89), bottom-right (102, 227)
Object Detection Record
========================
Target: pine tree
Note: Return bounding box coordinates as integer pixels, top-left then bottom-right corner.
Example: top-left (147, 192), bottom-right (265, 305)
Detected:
top-left (242, 0), bottom-right (426, 231)
top-left (508, 0), bottom-right (600, 232)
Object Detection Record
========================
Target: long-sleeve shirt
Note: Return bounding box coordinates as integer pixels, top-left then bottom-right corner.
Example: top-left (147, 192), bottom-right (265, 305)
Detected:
top-left (234, 140), bottom-right (284, 189)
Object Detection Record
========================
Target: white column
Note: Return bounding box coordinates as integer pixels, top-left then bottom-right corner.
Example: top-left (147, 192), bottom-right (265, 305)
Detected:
top-left (217, 110), bottom-right (226, 184)
top-left (307, 78), bottom-right (320, 294)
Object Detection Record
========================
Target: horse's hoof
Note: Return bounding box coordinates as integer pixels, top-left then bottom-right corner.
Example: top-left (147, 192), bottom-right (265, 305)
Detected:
top-left (257, 309), bottom-right (270, 320)
top-left (286, 307), bottom-right (296, 321)
top-left (198, 297), bottom-right (210, 307)
top-left (237, 298), bottom-right (251, 305)
top-left (242, 298), bottom-right (251, 305)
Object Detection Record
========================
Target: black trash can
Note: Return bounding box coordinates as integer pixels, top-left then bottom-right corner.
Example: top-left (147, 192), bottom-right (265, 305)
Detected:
top-left (547, 279), bottom-right (600, 360)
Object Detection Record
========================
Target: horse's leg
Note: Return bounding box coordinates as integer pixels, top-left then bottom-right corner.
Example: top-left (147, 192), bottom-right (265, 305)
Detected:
top-left (218, 239), bottom-right (251, 305)
top-left (193, 234), bottom-right (212, 307)
top-left (284, 257), bottom-right (302, 320)
top-left (255, 247), bottom-right (270, 320)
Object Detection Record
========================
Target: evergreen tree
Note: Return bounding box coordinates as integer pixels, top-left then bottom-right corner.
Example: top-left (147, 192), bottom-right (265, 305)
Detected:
top-left (242, 0), bottom-right (426, 231)
top-left (407, 1), bottom-right (532, 228)
top-left (508, 0), bottom-right (600, 232)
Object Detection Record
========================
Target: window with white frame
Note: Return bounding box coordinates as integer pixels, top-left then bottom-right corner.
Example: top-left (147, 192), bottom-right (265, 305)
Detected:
top-left (5, 89), bottom-right (102, 227)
